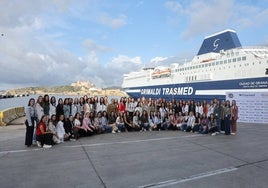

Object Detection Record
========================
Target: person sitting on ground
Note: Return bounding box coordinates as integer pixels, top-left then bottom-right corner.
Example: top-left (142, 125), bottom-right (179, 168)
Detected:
top-left (89, 112), bottom-right (99, 134)
top-left (82, 112), bottom-right (95, 136)
top-left (36, 115), bottom-right (54, 148)
top-left (148, 111), bottom-right (156, 131)
top-left (124, 111), bottom-right (134, 132)
top-left (101, 111), bottom-right (113, 133)
top-left (132, 110), bottom-right (141, 131)
top-left (47, 114), bottom-right (60, 144)
top-left (208, 113), bottom-right (218, 136)
top-left (176, 112), bottom-right (184, 130)
top-left (140, 110), bottom-right (149, 131)
top-left (73, 112), bottom-right (86, 139)
top-left (56, 114), bottom-right (70, 142)
top-left (199, 113), bottom-right (209, 134)
top-left (192, 112), bottom-right (201, 133)
top-left (108, 111), bottom-right (119, 133)
top-left (185, 111), bottom-right (196, 132)
top-left (116, 112), bottom-right (126, 132)
top-left (161, 111), bottom-right (170, 130)
top-left (64, 115), bottom-right (74, 138)
top-left (95, 111), bottom-right (105, 134)
top-left (168, 110), bottom-right (178, 130)
top-left (180, 111), bottom-right (189, 131)
top-left (153, 111), bottom-right (162, 131)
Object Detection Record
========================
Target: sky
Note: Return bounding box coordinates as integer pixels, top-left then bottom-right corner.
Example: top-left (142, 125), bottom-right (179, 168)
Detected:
top-left (1, 0), bottom-right (268, 90)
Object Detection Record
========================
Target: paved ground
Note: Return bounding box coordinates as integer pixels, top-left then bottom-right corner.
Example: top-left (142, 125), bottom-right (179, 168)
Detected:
top-left (0, 117), bottom-right (268, 188)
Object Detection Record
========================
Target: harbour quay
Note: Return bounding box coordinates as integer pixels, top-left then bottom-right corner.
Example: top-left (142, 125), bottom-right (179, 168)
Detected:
top-left (0, 118), bottom-right (267, 188)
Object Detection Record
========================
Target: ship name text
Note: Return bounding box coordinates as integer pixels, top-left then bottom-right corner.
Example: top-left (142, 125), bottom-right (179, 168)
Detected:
top-left (140, 87), bottom-right (194, 96)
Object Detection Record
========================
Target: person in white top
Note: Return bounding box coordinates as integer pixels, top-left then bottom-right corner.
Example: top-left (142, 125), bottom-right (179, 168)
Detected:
top-left (49, 96), bottom-right (56, 119)
top-left (185, 111), bottom-right (196, 132)
top-left (195, 101), bottom-right (203, 116)
top-left (56, 114), bottom-right (68, 143)
top-left (207, 100), bottom-right (215, 117)
top-left (35, 96), bottom-right (44, 123)
top-left (96, 97), bottom-right (107, 113)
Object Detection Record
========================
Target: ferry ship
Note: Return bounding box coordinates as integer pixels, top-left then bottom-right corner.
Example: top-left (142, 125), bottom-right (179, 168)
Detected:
top-left (122, 29), bottom-right (268, 101)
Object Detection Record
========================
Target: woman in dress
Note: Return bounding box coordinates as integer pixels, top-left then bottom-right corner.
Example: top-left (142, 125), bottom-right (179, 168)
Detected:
top-left (231, 100), bottom-right (239, 135)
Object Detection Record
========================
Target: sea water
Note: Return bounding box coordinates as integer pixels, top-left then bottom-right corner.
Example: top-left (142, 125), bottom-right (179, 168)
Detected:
top-left (0, 94), bottom-right (120, 111)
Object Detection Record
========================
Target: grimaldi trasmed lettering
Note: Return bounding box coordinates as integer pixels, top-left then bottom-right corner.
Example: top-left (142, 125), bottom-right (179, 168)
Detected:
top-left (141, 87), bottom-right (194, 96)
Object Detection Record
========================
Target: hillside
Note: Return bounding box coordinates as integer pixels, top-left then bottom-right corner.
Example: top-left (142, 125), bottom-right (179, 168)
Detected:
top-left (7, 81), bottom-right (127, 97)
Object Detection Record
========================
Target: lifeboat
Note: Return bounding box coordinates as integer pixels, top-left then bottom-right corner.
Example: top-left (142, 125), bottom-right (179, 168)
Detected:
top-left (152, 68), bottom-right (171, 78)
top-left (201, 58), bottom-right (215, 63)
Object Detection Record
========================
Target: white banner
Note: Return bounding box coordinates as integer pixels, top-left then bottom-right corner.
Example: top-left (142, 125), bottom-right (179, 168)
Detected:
top-left (226, 92), bottom-right (268, 123)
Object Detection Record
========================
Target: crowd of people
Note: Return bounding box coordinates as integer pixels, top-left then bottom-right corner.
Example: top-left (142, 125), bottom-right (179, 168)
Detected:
top-left (24, 95), bottom-right (239, 148)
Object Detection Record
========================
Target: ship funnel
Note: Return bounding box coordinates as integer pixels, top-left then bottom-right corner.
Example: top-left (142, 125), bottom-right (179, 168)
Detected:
top-left (197, 29), bottom-right (242, 55)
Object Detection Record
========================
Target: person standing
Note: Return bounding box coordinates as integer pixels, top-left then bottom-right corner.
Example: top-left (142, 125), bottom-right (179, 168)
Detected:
top-left (56, 98), bottom-right (64, 120)
top-left (35, 96), bottom-right (44, 124)
top-left (25, 98), bottom-right (36, 147)
top-left (43, 94), bottom-right (50, 116)
top-left (231, 100), bottom-right (239, 135)
top-left (213, 99), bottom-right (222, 134)
top-left (49, 96), bottom-right (57, 119)
top-left (223, 100), bottom-right (231, 135)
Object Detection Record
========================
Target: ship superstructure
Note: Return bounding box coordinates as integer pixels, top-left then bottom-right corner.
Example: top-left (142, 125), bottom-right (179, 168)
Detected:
top-left (122, 29), bottom-right (268, 101)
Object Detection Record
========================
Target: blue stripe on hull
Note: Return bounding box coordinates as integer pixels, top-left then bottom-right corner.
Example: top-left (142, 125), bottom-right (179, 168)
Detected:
top-left (124, 77), bottom-right (268, 101)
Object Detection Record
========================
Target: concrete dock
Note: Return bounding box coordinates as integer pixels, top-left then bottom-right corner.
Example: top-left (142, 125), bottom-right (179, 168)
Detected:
top-left (0, 117), bottom-right (268, 188)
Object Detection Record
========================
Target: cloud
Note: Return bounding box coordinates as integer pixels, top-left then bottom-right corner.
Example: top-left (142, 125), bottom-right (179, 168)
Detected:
top-left (83, 39), bottom-right (112, 53)
top-left (0, 0), bottom-right (130, 90)
top-left (165, 0), bottom-right (268, 39)
top-left (99, 13), bottom-right (127, 28)
top-left (102, 55), bottom-right (142, 86)
top-left (181, 0), bottom-right (233, 39)
top-left (150, 57), bottom-right (169, 64)
top-left (165, 1), bottom-right (184, 13)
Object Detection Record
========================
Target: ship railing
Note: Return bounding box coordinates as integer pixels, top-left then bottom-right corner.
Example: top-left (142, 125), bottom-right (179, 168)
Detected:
top-left (241, 46), bottom-right (268, 50)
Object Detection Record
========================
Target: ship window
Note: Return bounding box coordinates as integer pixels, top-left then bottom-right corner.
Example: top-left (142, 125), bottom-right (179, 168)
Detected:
top-left (259, 62), bottom-right (261, 64)
top-left (205, 64), bottom-right (208, 67)
top-left (242, 56), bottom-right (246, 61)
top-left (199, 65), bottom-right (201, 68)
top-left (216, 61), bottom-right (219, 65)
top-left (266, 69), bottom-right (268, 75)
top-left (195, 75), bottom-right (197, 80)
top-left (231, 52), bottom-right (234, 57)
top-left (227, 53), bottom-right (230, 57)
top-left (237, 57), bottom-right (241, 62)
top-left (220, 61), bottom-right (223, 64)
top-left (235, 52), bottom-right (239, 56)
top-left (212, 62), bottom-right (215, 66)
top-left (228, 59), bottom-right (231, 63)
top-left (190, 66), bottom-right (192, 70)
top-left (202, 64), bottom-right (204, 68)
top-left (233, 58), bottom-right (236, 62)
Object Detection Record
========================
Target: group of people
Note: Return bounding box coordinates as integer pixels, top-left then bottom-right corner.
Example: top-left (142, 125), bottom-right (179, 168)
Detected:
top-left (24, 94), bottom-right (239, 148)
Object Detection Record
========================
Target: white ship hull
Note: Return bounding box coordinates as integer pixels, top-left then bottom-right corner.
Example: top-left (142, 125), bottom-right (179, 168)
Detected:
top-left (122, 29), bottom-right (268, 101)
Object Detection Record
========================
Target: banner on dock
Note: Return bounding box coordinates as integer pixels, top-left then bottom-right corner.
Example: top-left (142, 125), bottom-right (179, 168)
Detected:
top-left (226, 92), bottom-right (268, 123)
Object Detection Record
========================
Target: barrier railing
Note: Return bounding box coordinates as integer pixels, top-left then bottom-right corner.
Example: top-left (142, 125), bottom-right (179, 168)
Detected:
top-left (0, 107), bottom-right (25, 126)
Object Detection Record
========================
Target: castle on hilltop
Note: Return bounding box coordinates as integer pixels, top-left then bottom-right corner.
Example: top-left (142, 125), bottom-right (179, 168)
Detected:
top-left (71, 80), bottom-right (96, 89)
